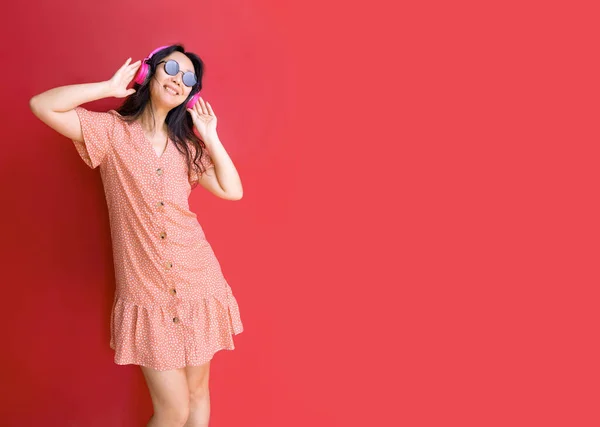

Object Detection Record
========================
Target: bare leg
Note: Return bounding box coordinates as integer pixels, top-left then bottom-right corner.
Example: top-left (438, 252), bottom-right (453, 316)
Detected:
top-left (183, 360), bottom-right (211, 427)
top-left (140, 365), bottom-right (190, 427)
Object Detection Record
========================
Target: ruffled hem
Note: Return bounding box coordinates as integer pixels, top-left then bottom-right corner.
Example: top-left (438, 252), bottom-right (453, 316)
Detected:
top-left (109, 284), bottom-right (243, 371)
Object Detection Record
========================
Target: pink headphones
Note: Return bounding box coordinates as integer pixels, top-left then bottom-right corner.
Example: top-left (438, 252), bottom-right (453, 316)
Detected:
top-left (133, 45), bottom-right (201, 110)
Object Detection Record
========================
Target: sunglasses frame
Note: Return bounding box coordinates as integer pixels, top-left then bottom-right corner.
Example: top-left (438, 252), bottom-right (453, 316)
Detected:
top-left (157, 59), bottom-right (197, 87)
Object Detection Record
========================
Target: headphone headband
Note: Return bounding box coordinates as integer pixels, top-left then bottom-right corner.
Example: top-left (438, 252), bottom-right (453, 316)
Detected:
top-left (145, 45), bottom-right (170, 61)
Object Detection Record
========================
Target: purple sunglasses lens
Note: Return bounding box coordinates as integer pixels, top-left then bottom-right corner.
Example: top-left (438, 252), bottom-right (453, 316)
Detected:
top-left (182, 73), bottom-right (197, 87)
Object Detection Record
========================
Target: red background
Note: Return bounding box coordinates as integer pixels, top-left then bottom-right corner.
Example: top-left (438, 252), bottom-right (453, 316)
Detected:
top-left (2, 0), bottom-right (600, 426)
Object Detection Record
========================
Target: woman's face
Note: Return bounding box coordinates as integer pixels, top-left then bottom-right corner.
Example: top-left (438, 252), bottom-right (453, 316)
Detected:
top-left (150, 51), bottom-right (196, 109)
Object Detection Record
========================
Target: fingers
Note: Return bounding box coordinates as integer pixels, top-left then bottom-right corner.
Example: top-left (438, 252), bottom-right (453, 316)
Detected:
top-left (205, 101), bottom-right (214, 116)
top-left (198, 97), bottom-right (208, 115)
top-left (122, 60), bottom-right (141, 86)
top-left (199, 98), bottom-right (215, 117)
top-left (121, 57), bottom-right (132, 71)
top-left (188, 97), bottom-right (216, 118)
top-left (117, 58), bottom-right (140, 81)
top-left (127, 60), bottom-right (141, 74)
top-left (128, 63), bottom-right (140, 77)
top-left (122, 58), bottom-right (141, 71)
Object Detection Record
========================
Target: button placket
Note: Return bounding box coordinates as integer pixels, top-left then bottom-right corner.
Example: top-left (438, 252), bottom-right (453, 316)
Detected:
top-left (155, 161), bottom-right (180, 322)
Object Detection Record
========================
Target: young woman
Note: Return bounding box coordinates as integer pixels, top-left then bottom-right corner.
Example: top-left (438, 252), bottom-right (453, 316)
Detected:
top-left (29, 44), bottom-right (244, 427)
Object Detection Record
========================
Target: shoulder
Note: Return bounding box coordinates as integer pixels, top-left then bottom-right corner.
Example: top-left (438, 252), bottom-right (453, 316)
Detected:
top-left (107, 109), bottom-right (126, 123)
top-left (74, 107), bottom-right (123, 128)
top-left (71, 107), bottom-right (123, 139)
top-left (105, 109), bottom-right (137, 133)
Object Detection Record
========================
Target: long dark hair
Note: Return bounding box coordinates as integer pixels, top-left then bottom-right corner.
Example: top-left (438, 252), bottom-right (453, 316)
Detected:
top-left (115, 44), bottom-right (208, 187)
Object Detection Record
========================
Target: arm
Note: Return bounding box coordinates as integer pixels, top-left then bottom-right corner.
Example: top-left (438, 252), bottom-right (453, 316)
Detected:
top-left (198, 136), bottom-right (244, 201)
top-left (29, 58), bottom-right (141, 142)
top-left (29, 81), bottom-right (114, 142)
top-left (187, 98), bottom-right (243, 200)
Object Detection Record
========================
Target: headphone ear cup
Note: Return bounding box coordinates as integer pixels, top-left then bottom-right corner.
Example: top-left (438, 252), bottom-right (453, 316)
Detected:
top-left (134, 61), bottom-right (150, 85)
top-left (133, 45), bottom-right (171, 86)
top-left (186, 92), bottom-right (201, 110)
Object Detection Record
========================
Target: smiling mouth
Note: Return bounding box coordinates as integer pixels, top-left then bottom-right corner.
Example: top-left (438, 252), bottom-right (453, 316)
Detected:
top-left (163, 86), bottom-right (179, 96)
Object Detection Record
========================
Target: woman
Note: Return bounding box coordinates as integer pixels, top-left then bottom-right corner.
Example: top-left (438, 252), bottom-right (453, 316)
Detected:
top-left (29, 44), bottom-right (244, 427)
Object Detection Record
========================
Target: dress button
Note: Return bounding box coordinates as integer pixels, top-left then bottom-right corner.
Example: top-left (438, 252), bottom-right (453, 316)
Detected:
top-left (157, 201), bottom-right (165, 208)
top-left (170, 288), bottom-right (177, 295)
top-left (156, 168), bottom-right (163, 176)
top-left (166, 261), bottom-right (173, 269)
top-left (173, 317), bottom-right (180, 323)
top-left (159, 231), bottom-right (167, 239)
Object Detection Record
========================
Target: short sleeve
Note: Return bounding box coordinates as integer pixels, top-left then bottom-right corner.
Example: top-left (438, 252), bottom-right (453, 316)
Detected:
top-left (71, 107), bottom-right (116, 169)
top-left (188, 145), bottom-right (215, 188)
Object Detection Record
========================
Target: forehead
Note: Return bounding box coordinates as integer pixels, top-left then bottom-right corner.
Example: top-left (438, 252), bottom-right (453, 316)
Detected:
top-left (163, 52), bottom-right (194, 73)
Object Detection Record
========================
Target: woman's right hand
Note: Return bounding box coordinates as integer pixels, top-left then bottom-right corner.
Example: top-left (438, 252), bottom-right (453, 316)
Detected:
top-left (106, 58), bottom-right (142, 98)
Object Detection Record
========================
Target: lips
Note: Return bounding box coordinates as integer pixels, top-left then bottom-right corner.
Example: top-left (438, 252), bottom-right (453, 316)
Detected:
top-left (163, 85), bottom-right (179, 95)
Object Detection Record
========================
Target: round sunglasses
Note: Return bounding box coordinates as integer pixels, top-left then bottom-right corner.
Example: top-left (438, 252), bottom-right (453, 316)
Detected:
top-left (157, 59), bottom-right (197, 87)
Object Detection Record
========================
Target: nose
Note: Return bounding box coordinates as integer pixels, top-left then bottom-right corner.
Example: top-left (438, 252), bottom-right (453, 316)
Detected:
top-left (171, 72), bottom-right (183, 86)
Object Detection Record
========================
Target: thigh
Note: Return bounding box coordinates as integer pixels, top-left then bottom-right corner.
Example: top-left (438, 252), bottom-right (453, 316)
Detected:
top-left (140, 365), bottom-right (190, 410)
top-left (185, 360), bottom-right (211, 396)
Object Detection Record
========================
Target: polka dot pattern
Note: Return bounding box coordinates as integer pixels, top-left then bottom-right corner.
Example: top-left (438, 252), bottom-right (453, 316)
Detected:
top-left (71, 106), bottom-right (244, 371)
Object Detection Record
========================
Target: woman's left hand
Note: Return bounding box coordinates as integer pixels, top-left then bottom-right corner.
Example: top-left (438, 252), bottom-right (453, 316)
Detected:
top-left (187, 97), bottom-right (218, 142)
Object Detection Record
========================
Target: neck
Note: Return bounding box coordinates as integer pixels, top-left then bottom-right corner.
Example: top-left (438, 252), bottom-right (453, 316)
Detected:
top-left (139, 105), bottom-right (169, 136)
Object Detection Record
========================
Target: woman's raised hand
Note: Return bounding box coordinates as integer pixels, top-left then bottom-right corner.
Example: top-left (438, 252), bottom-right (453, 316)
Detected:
top-left (106, 58), bottom-right (142, 98)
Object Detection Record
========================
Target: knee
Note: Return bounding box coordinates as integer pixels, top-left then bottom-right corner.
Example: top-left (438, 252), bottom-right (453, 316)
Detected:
top-left (189, 386), bottom-right (210, 405)
top-left (172, 403), bottom-right (190, 427)
top-left (155, 402), bottom-right (190, 427)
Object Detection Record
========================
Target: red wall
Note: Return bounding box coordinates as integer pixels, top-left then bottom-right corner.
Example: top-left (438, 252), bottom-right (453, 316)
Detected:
top-left (3, 0), bottom-right (600, 426)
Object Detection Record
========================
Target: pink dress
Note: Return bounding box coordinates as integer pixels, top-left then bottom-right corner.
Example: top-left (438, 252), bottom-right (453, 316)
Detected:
top-left (71, 106), bottom-right (243, 371)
